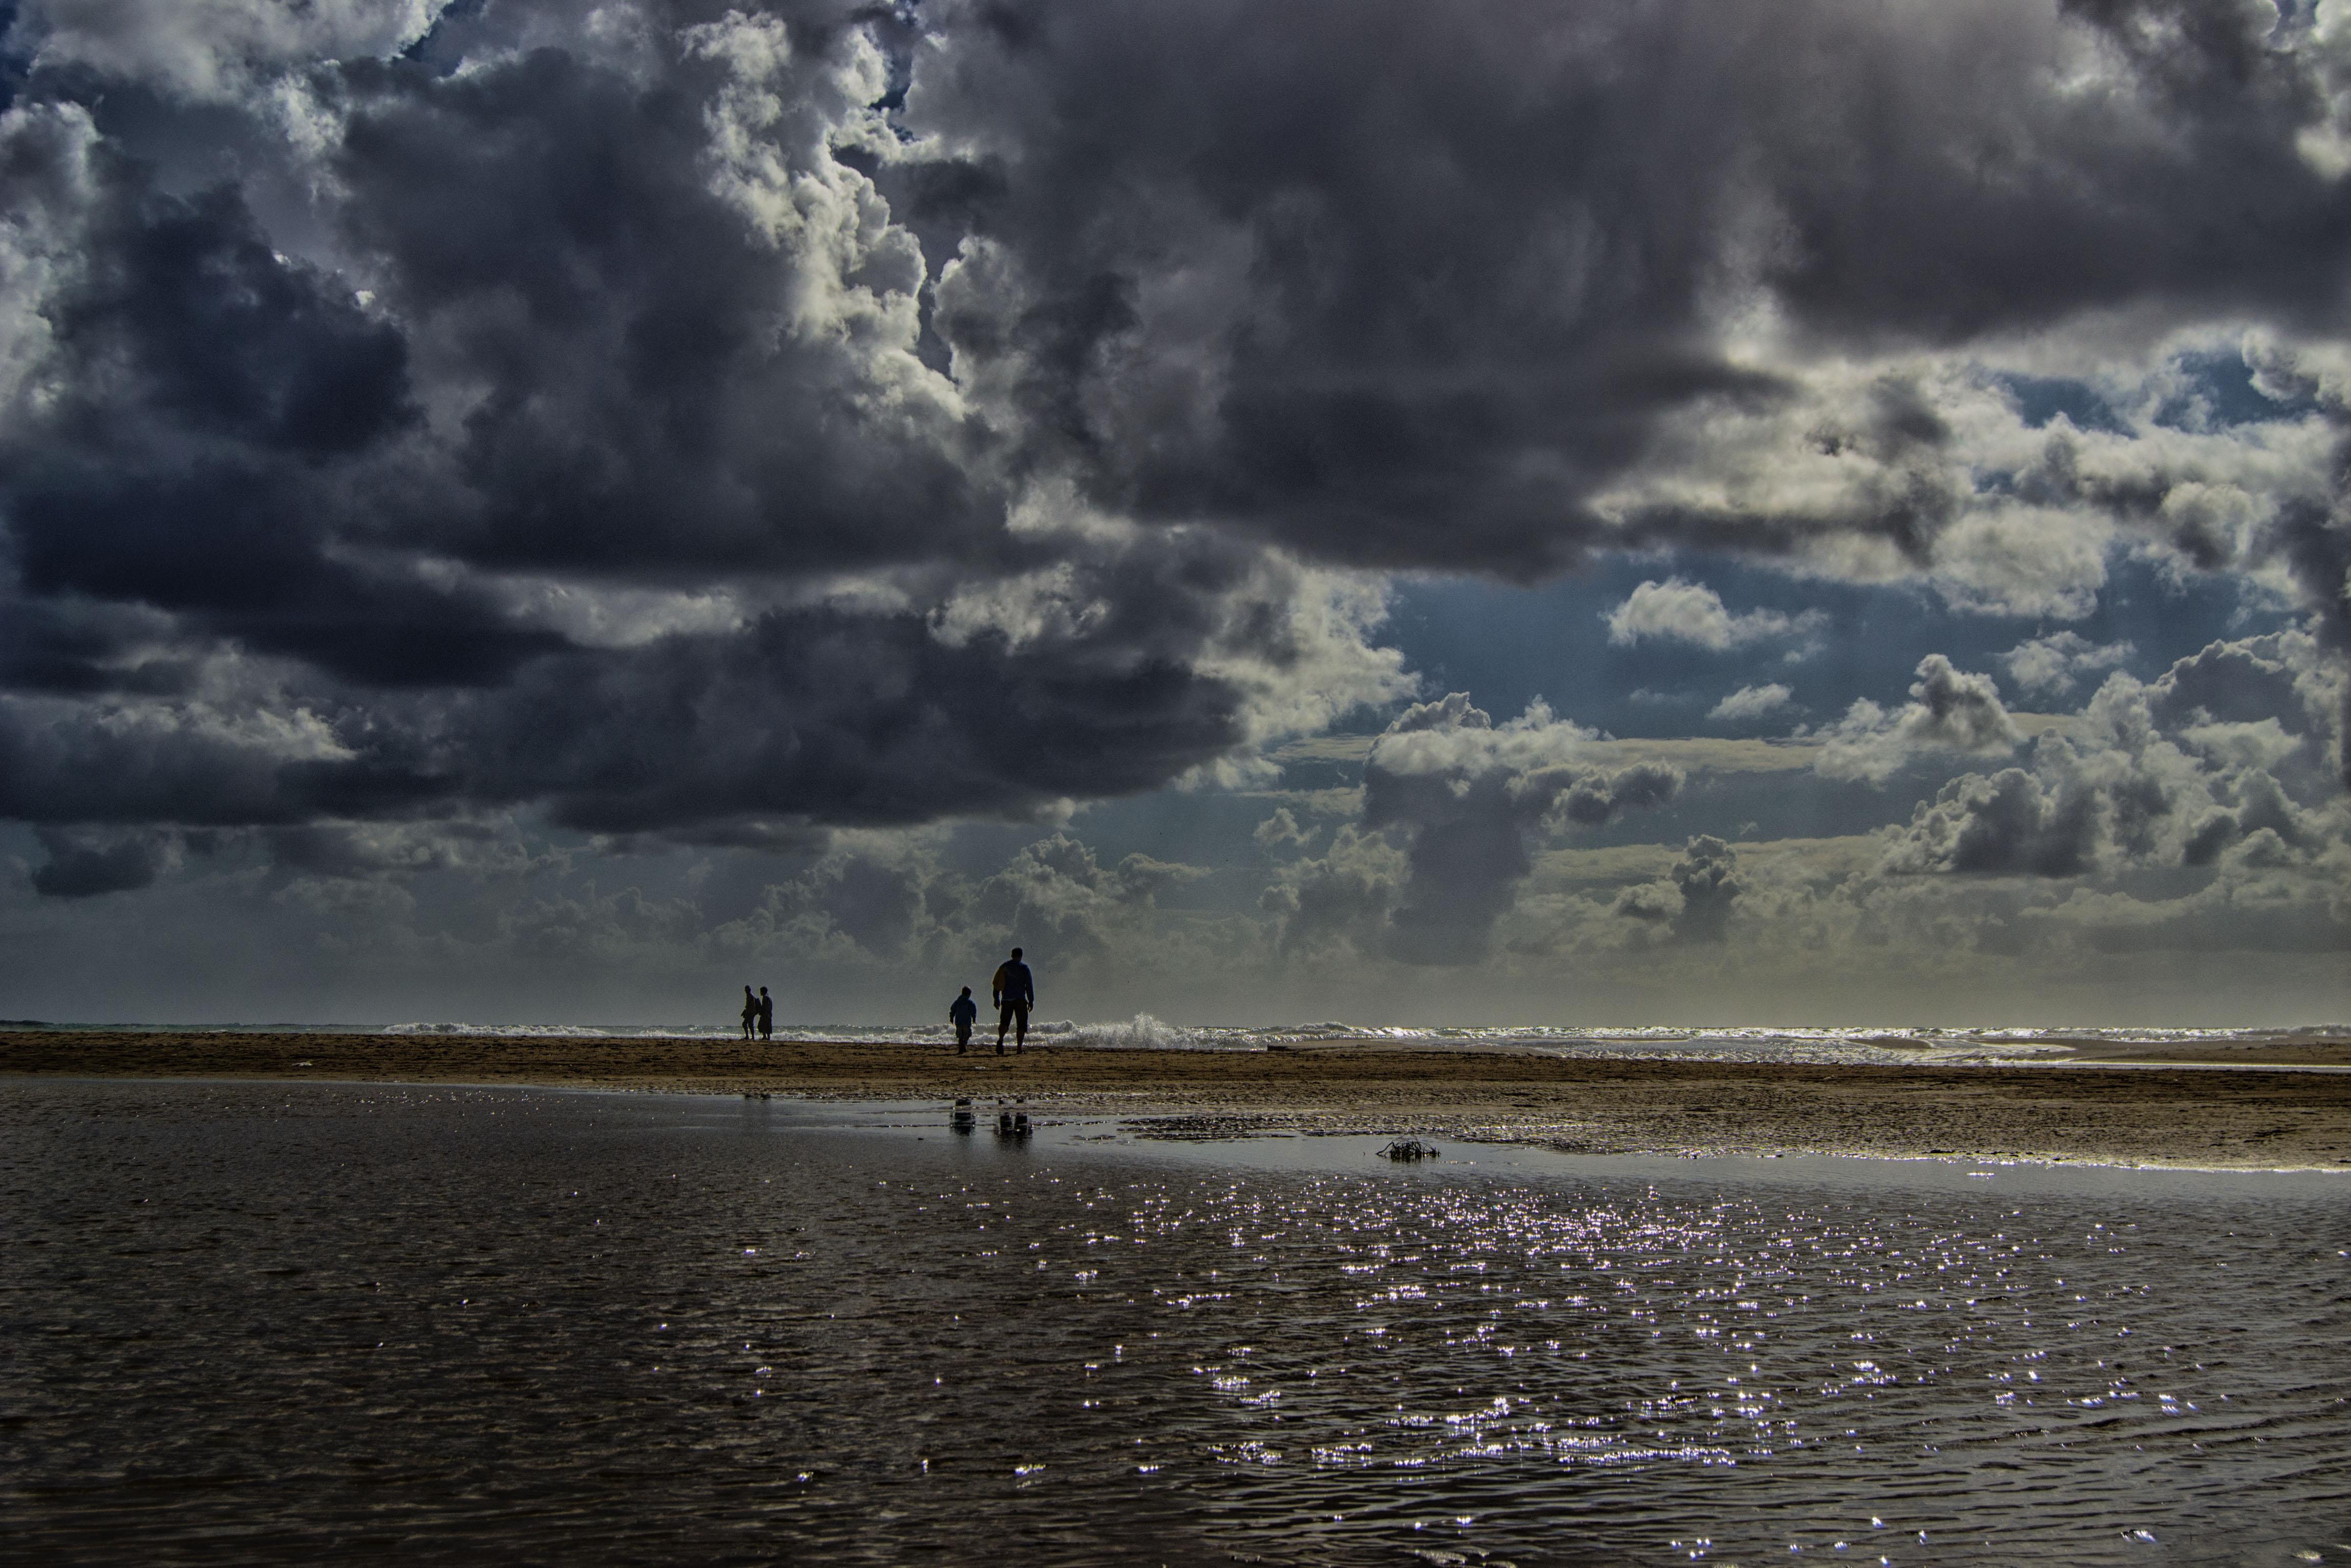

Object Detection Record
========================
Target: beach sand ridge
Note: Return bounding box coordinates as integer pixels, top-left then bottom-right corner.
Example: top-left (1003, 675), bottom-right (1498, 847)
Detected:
top-left (5, 1029), bottom-right (2348, 1170)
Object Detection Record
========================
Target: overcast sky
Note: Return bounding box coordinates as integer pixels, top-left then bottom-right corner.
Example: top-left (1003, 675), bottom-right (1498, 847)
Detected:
top-left (0, 0), bottom-right (2346, 1027)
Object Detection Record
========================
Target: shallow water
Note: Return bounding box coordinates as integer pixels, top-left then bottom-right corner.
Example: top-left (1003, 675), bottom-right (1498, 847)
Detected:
top-left (2, 1081), bottom-right (2345, 1565)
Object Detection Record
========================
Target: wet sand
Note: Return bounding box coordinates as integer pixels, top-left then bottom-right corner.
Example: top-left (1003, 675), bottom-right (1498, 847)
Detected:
top-left (6, 1028), bottom-right (2349, 1169)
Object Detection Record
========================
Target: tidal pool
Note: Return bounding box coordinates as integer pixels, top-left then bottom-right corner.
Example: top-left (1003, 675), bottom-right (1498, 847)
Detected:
top-left (2, 1079), bottom-right (2344, 1565)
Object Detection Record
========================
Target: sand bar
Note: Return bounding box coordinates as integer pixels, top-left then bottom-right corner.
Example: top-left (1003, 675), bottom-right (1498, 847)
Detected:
top-left (6, 1028), bottom-right (2349, 1169)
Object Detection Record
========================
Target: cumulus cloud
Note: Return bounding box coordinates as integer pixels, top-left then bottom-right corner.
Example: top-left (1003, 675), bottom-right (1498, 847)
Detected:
top-left (1879, 766), bottom-right (2102, 878)
top-left (1667, 835), bottom-right (1743, 943)
top-left (1879, 630), bottom-right (2345, 878)
top-left (1817, 655), bottom-right (2021, 785)
top-left (2004, 631), bottom-right (2136, 698)
top-left (1267, 693), bottom-right (1682, 963)
top-left (1610, 834), bottom-right (1743, 942)
top-left (724, 827), bottom-right (1210, 974)
top-left (1253, 806), bottom-right (1316, 852)
top-left (1260, 824), bottom-right (1409, 958)
top-left (1709, 683), bottom-right (1793, 723)
top-left (1605, 580), bottom-right (1824, 651)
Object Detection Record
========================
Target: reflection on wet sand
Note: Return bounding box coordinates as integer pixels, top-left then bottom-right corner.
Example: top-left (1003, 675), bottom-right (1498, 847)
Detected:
top-left (5, 1028), bottom-right (2350, 1168)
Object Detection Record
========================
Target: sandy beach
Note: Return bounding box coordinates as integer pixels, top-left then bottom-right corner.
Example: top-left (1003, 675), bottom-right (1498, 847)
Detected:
top-left (5, 1028), bottom-right (2348, 1169)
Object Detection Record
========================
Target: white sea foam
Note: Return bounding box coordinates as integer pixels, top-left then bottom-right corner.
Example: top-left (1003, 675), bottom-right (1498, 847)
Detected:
top-left (355, 1018), bottom-right (2348, 1066)
top-left (1040, 1014), bottom-right (1204, 1050)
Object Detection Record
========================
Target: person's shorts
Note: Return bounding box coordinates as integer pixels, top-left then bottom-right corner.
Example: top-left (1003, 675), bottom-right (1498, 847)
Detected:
top-left (999, 1001), bottom-right (1029, 1027)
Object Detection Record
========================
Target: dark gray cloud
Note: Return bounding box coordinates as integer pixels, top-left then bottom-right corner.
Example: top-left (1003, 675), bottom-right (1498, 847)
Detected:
top-left (1883, 765), bottom-right (2102, 878)
top-left (454, 543), bottom-right (1273, 835)
top-left (907, 0), bottom-right (2351, 565)
top-left (3, 0), bottom-right (2348, 930)
top-left (325, 35), bottom-right (998, 579)
top-left (1609, 835), bottom-right (1744, 942)
top-left (1667, 835), bottom-right (1742, 943)
top-left (0, 1), bottom-right (1419, 897)
top-left (28, 824), bottom-right (176, 896)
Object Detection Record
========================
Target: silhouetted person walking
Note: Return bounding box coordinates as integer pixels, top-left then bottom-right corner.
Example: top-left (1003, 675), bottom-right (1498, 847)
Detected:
top-left (741, 985), bottom-right (758, 1040)
top-left (758, 986), bottom-right (774, 1042)
top-left (949, 986), bottom-right (978, 1053)
top-left (992, 947), bottom-right (1034, 1054)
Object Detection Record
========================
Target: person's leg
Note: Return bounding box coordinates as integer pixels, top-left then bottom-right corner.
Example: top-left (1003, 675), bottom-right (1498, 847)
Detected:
top-left (997, 1005), bottom-right (1010, 1053)
top-left (1015, 1004), bottom-right (1027, 1052)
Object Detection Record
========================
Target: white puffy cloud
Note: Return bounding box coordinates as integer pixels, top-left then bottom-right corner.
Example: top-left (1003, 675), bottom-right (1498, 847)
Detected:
top-left (1604, 579), bottom-right (1824, 651)
top-left (1816, 655), bottom-right (2021, 784)
top-left (1878, 630), bottom-right (2346, 879)
top-left (2004, 631), bottom-right (2135, 698)
top-left (1709, 682), bottom-right (1793, 722)
top-left (1586, 337), bottom-right (2343, 630)
top-left (1252, 806), bottom-right (1316, 851)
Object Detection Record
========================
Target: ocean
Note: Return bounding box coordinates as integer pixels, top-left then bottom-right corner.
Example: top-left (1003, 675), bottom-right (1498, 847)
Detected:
top-left (3, 1078), bottom-right (2344, 1564)
top-left (15, 1017), bottom-right (2347, 1068)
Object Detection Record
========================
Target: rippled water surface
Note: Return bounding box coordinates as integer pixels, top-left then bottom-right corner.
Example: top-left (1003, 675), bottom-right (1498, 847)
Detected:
top-left (2, 1081), bottom-right (2345, 1565)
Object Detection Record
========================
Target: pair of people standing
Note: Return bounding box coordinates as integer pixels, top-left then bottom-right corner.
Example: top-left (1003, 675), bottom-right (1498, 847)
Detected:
top-left (948, 947), bottom-right (1033, 1054)
top-left (739, 985), bottom-right (773, 1041)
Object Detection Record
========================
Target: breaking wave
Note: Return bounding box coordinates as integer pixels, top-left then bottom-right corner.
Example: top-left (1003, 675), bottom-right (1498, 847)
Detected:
top-left (355, 1019), bottom-right (2351, 1066)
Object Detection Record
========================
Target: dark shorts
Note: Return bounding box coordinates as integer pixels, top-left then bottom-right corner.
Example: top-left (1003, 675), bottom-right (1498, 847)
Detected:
top-left (999, 1001), bottom-right (1029, 1026)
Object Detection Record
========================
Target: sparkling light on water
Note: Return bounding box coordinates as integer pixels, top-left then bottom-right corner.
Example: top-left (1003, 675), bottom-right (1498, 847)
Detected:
top-left (1, 1082), bottom-right (2344, 1564)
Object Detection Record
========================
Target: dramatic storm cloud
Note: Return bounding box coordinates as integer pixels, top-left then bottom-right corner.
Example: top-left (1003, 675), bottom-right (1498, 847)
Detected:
top-left (0, 0), bottom-right (1407, 859)
top-left (0, 0), bottom-right (2346, 1020)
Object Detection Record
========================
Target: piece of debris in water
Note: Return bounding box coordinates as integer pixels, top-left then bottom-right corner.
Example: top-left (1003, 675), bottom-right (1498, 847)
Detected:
top-left (1380, 1137), bottom-right (1438, 1161)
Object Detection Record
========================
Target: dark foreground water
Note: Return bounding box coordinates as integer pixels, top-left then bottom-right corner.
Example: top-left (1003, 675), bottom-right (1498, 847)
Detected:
top-left (1, 1081), bottom-right (2345, 1566)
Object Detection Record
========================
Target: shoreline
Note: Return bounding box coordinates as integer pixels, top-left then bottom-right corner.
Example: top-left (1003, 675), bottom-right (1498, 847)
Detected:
top-left (6, 1029), bottom-right (2349, 1171)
